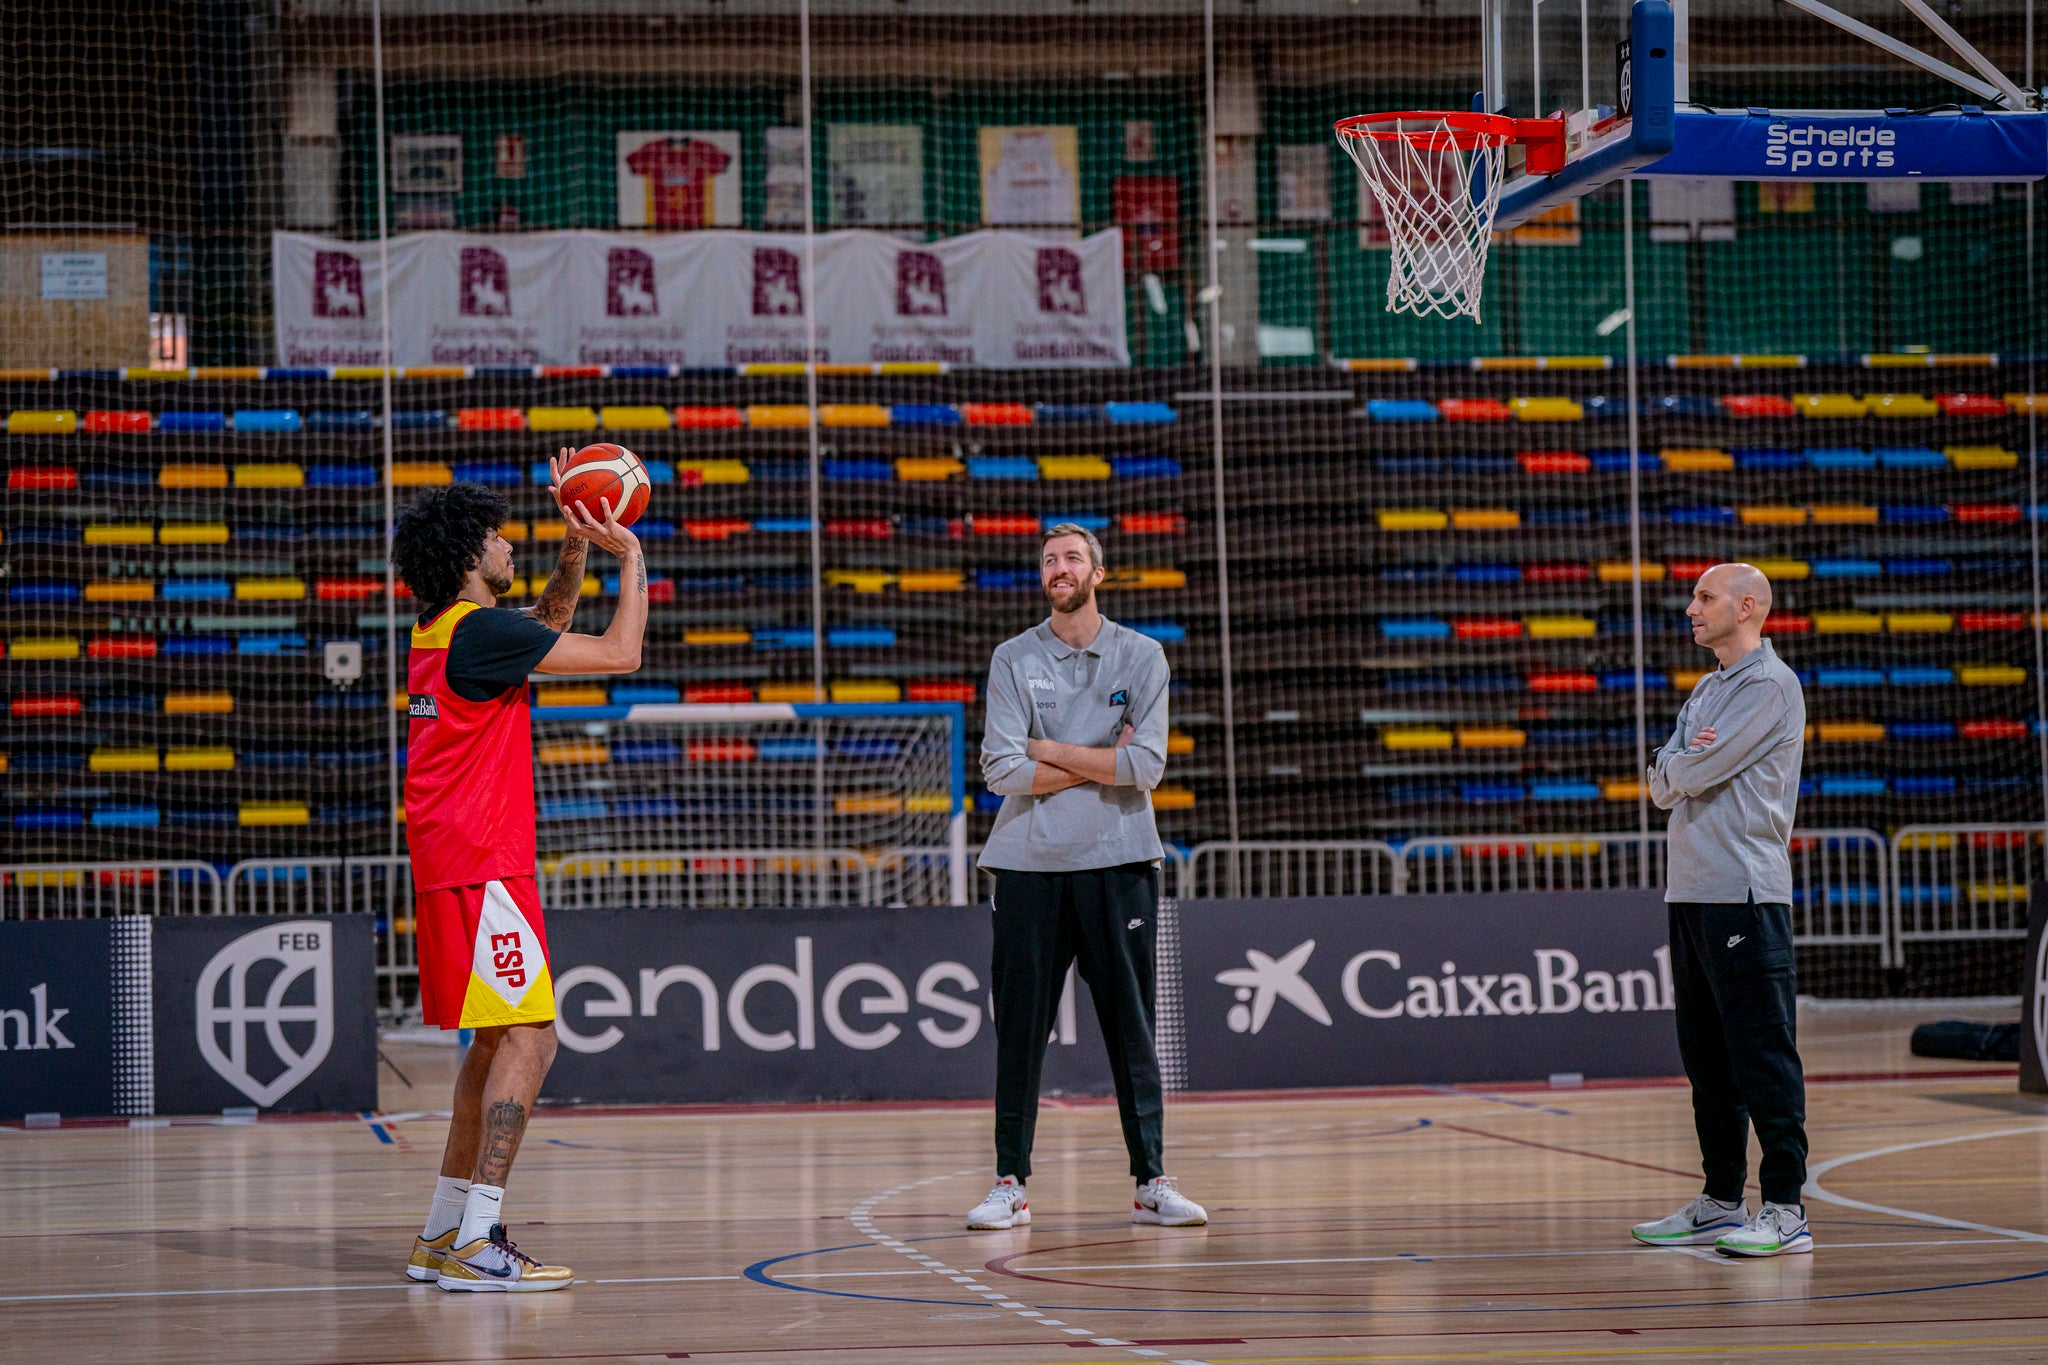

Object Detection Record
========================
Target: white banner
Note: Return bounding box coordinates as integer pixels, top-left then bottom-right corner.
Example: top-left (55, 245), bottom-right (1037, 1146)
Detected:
top-left (272, 228), bottom-right (1129, 369)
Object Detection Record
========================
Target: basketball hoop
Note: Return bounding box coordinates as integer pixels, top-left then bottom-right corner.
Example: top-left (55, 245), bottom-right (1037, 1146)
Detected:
top-left (1335, 111), bottom-right (1566, 323)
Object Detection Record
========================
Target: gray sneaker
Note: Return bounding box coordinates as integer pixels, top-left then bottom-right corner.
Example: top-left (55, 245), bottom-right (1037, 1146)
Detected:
top-left (1631, 1194), bottom-right (1748, 1246)
top-left (1716, 1202), bottom-right (1813, 1258)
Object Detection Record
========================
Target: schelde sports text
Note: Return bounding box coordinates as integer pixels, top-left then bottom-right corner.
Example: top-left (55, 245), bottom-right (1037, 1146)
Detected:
top-left (1763, 123), bottom-right (1896, 172)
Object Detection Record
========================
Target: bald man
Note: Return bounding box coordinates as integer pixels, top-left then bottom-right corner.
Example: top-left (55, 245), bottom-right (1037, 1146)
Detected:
top-left (1631, 563), bottom-right (1812, 1258)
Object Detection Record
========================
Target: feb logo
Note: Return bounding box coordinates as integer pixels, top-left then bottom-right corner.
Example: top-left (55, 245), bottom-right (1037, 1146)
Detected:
top-left (607, 247), bottom-right (658, 317)
top-left (1036, 247), bottom-right (1086, 315)
top-left (895, 250), bottom-right (947, 316)
top-left (460, 245), bottom-right (512, 317)
top-left (752, 247), bottom-right (803, 316)
top-left (312, 251), bottom-right (365, 318)
top-left (196, 923), bottom-right (335, 1107)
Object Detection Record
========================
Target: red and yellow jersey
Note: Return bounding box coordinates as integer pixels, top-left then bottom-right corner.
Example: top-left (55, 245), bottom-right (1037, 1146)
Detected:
top-left (625, 136), bottom-right (731, 228)
top-left (405, 600), bottom-right (539, 892)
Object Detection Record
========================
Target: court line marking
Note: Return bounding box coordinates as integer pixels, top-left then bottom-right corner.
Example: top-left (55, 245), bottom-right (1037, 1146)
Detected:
top-left (1804, 1122), bottom-right (2048, 1242)
top-left (1101, 1339), bottom-right (2048, 1363)
top-left (1026, 1238), bottom-right (2011, 1272)
top-left (840, 1169), bottom-right (1213, 1365)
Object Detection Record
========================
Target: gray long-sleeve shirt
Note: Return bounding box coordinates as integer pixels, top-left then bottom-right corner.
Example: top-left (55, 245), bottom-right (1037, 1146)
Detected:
top-left (978, 616), bottom-right (1168, 873)
top-left (1648, 637), bottom-right (1806, 904)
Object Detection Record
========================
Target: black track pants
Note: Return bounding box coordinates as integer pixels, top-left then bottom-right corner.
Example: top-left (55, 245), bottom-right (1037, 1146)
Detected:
top-left (990, 863), bottom-right (1165, 1182)
top-left (1668, 899), bottom-right (1809, 1206)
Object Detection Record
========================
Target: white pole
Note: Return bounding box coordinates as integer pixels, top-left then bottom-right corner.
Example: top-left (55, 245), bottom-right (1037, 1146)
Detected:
top-left (373, 0), bottom-right (398, 859)
top-left (1624, 183), bottom-right (1651, 875)
top-left (1203, 0), bottom-right (1242, 879)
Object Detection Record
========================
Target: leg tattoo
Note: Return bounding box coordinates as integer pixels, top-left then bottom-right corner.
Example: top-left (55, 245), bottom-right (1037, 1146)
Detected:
top-left (475, 1098), bottom-right (529, 1187)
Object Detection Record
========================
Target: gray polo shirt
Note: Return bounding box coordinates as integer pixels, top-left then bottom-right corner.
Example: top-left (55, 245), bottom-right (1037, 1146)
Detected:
top-left (1648, 637), bottom-right (1806, 905)
top-left (978, 616), bottom-right (1169, 873)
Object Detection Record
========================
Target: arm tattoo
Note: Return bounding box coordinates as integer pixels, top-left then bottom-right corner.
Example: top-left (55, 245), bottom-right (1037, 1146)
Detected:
top-left (633, 551), bottom-right (646, 595)
top-left (527, 539), bottom-right (588, 630)
top-left (475, 1098), bottom-right (528, 1188)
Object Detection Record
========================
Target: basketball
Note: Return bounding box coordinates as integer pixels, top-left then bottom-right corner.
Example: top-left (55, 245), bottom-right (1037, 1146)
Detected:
top-left (557, 442), bottom-right (651, 528)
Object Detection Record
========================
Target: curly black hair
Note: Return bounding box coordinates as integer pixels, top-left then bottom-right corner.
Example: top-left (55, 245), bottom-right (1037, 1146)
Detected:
top-left (391, 484), bottom-right (509, 609)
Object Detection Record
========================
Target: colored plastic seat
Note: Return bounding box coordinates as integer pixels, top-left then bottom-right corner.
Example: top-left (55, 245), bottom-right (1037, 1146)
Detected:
top-left (305, 410), bottom-right (375, 432)
top-left (891, 404), bottom-right (961, 426)
top-left (1734, 447), bottom-right (1803, 471)
top-left (1889, 667), bottom-right (1955, 686)
top-left (1806, 446), bottom-right (1874, 470)
top-left (1738, 505), bottom-right (1807, 525)
top-left (1811, 558), bottom-right (1881, 578)
top-left (1936, 393), bottom-right (2007, 417)
top-left (1368, 399), bottom-right (1439, 422)
top-left (1793, 393), bottom-right (1866, 418)
top-left (1662, 448), bottom-right (1733, 472)
top-left (1723, 395), bottom-right (1798, 418)
top-left (599, 405), bottom-right (671, 431)
top-left (1947, 445), bottom-right (2018, 470)
top-left (1040, 456), bottom-right (1112, 480)
top-left (529, 406), bottom-right (600, 432)
top-left (821, 404), bottom-right (891, 428)
top-left (1511, 397), bottom-right (1583, 421)
top-left (83, 409), bottom-right (152, 434)
top-left (1878, 445), bottom-right (1945, 469)
top-left (231, 409), bottom-right (301, 433)
top-left (1104, 402), bottom-right (1176, 424)
top-left (1864, 393), bottom-right (1939, 418)
top-left (1883, 505), bottom-right (1949, 524)
top-left (1810, 504), bottom-right (1878, 525)
top-left (1450, 508), bottom-right (1518, 529)
top-left (961, 403), bottom-right (1031, 426)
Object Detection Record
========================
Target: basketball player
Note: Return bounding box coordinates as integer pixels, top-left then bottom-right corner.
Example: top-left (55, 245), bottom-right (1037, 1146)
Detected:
top-left (1631, 563), bottom-right (1812, 1257)
top-left (967, 523), bottom-right (1206, 1231)
top-left (392, 454), bottom-right (646, 1291)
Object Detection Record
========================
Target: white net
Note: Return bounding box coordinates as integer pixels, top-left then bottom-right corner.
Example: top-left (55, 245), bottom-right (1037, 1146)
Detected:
top-left (1337, 114), bottom-right (1513, 322)
top-left (529, 703), bottom-right (968, 908)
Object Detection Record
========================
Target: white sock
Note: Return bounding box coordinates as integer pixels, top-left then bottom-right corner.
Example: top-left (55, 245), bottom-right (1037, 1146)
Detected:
top-left (422, 1175), bottom-right (470, 1239)
top-left (457, 1183), bottom-right (505, 1247)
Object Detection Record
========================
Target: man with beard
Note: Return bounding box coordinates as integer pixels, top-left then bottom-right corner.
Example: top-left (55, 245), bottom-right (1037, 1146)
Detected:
top-left (967, 524), bottom-right (1205, 1231)
top-left (389, 460), bottom-right (645, 1291)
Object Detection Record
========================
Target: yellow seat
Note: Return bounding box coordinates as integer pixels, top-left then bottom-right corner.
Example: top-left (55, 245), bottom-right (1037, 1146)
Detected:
top-left (825, 570), bottom-right (894, 594)
top-left (896, 457), bottom-right (963, 481)
top-left (233, 463), bottom-right (303, 488)
top-left (9, 410), bottom-right (77, 434)
top-left (1660, 448), bottom-right (1733, 472)
top-left (1817, 722), bottom-right (1886, 742)
top-left (1947, 445), bottom-right (2019, 470)
top-left (1671, 670), bottom-right (1708, 690)
top-left (748, 405), bottom-right (814, 428)
top-left (1809, 504), bottom-right (1878, 525)
top-left (166, 747), bottom-right (235, 771)
top-left (160, 523), bottom-right (230, 545)
top-left (391, 462), bottom-right (453, 485)
top-left (2003, 393), bottom-right (2044, 414)
top-left (1039, 456), bottom-right (1113, 480)
top-left (599, 405), bottom-right (672, 431)
top-left (11, 637), bottom-right (78, 660)
top-left (538, 742), bottom-right (612, 765)
top-left (1115, 567), bottom-right (1187, 589)
top-left (1597, 561), bottom-right (1666, 581)
top-left (1457, 727), bottom-right (1528, 748)
top-left (1450, 508), bottom-right (1519, 529)
top-left (160, 464), bottom-right (228, 488)
top-left (1969, 883), bottom-right (2029, 904)
top-left (528, 406), bottom-right (600, 432)
top-left (578, 575), bottom-right (601, 597)
top-left (1510, 397), bottom-right (1584, 421)
top-left (819, 404), bottom-right (890, 427)
top-left (500, 521), bottom-right (529, 542)
top-left (1383, 727), bottom-right (1453, 750)
top-left (896, 570), bottom-right (965, 592)
top-left (90, 747), bottom-right (160, 773)
top-left (1525, 616), bottom-right (1596, 639)
top-left (1167, 731), bottom-right (1195, 755)
top-left (906, 792), bottom-right (954, 815)
top-left (759, 683), bottom-right (825, 703)
top-left (1886, 612), bottom-right (1953, 633)
top-left (1602, 779), bottom-right (1645, 800)
top-left (236, 578), bottom-right (305, 601)
top-left (1151, 785), bottom-right (1197, 809)
top-left (684, 628), bottom-right (753, 646)
top-left (1748, 558), bottom-right (1810, 579)
top-left (86, 580), bottom-right (153, 602)
top-left (500, 577), bottom-right (528, 599)
top-left (1738, 505), bottom-right (1807, 525)
top-left (831, 679), bottom-right (902, 703)
top-left (1863, 393), bottom-right (1939, 417)
top-left (536, 684), bottom-right (608, 707)
top-left (532, 519), bottom-right (568, 541)
top-left (1793, 393), bottom-right (1868, 418)
top-left (1960, 664), bottom-right (2027, 686)
top-left (84, 524), bottom-right (154, 545)
top-left (835, 793), bottom-right (904, 815)
top-left (1813, 611), bottom-right (1883, 633)
top-left (239, 801), bottom-right (309, 827)
top-left (1377, 509), bottom-right (1449, 531)
top-left (166, 691), bottom-right (234, 714)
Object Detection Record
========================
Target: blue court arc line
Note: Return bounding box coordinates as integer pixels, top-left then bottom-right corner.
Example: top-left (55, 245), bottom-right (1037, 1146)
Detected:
top-left (745, 1239), bottom-right (2048, 1317)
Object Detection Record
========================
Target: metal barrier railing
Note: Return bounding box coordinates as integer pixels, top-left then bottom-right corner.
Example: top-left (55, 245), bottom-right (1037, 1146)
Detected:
top-left (1788, 828), bottom-right (1892, 958)
top-left (1401, 834), bottom-right (1669, 895)
top-left (1890, 824), bottom-right (2043, 962)
top-left (223, 855), bottom-right (418, 1005)
top-left (0, 861), bottom-right (222, 918)
top-left (544, 849), bottom-right (872, 910)
top-left (1180, 840), bottom-right (1401, 899)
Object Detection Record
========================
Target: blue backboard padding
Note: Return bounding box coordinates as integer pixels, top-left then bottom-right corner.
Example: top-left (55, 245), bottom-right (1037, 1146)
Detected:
top-left (1642, 108), bottom-right (2048, 181)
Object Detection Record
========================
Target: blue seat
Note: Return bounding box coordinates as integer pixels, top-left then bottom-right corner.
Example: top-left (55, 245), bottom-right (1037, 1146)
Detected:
top-left (1656, 395), bottom-right (1725, 418)
top-left (1877, 446), bottom-right (1945, 470)
top-left (1388, 783), bottom-right (1459, 804)
top-left (1811, 558), bottom-right (1882, 578)
top-left (610, 684), bottom-right (679, 705)
top-left (1382, 617), bottom-right (1453, 640)
top-left (753, 628), bottom-right (816, 650)
top-left (1381, 565), bottom-right (1447, 584)
top-left (754, 517), bottom-right (815, 533)
top-left (1602, 670), bottom-right (1669, 690)
top-left (761, 738), bottom-right (822, 761)
top-left (1817, 775), bottom-right (1887, 797)
top-left (237, 634), bottom-right (306, 655)
top-left (975, 569), bottom-right (1036, 590)
top-left (1889, 721), bottom-right (1956, 740)
top-left (17, 809), bottom-right (86, 829)
top-left (389, 410), bottom-right (448, 430)
top-left (1816, 667), bottom-right (1885, 687)
top-left (1888, 667), bottom-right (1955, 686)
top-left (308, 464), bottom-right (377, 487)
top-left (752, 461), bottom-right (807, 483)
top-left (612, 740), bottom-right (682, 763)
top-left (1378, 455), bottom-right (1444, 475)
top-left (1454, 563), bottom-right (1521, 584)
top-left (891, 404), bottom-right (960, 426)
top-left (1806, 447), bottom-right (1874, 470)
top-left (1883, 505), bottom-right (1949, 524)
top-left (1885, 557), bottom-right (1952, 576)
top-left (1895, 775), bottom-right (1958, 796)
top-left (1112, 457), bottom-right (1182, 478)
top-left (1385, 671), bottom-right (1451, 694)
top-left (1669, 506), bottom-right (1738, 525)
top-left (10, 580), bottom-right (79, 603)
top-left (539, 799), bottom-right (608, 820)
top-left (1582, 395), bottom-right (1638, 419)
top-left (966, 457), bottom-right (1038, 480)
top-left (1368, 399), bottom-right (1440, 422)
top-left (1532, 780), bottom-right (1602, 801)
top-left (1524, 506), bottom-right (1593, 526)
top-left (1042, 513), bottom-right (1111, 532)
top-left (305, 410), bottom-right (375, 432)
top-left (1462, 782), bottom-right (1527, 803)
top-left (159, 411), bottom-right (227, 434)
top-left (1590, 449), bottom-right (1653, 472)
top-left (1457, 672), bottom-right (1523, 693)
top-left (455, 462), bottom-right (522, 486)
top-left (232, 409), bottom-right (301, 433)
top-left (1449, 455), bottom-right (1518, 475)
top-left (824, 459), bottom-right (894, 482)
top-left (828, 626), bottom-right (897, 648)
top-left (1735, 447), bottom-right (1803, 470)
top-left (1130, 621), bottom-right (1185, 643)
top-left (163, 580), bottom-right (231, 601)
top-left (1105, 402), bottom-right (1176, 424)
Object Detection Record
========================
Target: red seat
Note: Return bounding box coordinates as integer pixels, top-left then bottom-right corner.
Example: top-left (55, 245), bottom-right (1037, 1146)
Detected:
top-left (1722, 395), bottom-right (1797, 418)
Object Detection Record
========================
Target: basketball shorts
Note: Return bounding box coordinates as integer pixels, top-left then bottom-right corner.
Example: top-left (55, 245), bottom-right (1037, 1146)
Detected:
top-left (416, 876), bottom-right (557, 1030)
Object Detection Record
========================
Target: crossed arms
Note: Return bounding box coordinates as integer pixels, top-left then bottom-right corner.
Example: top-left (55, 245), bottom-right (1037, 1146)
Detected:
top-left (980, 652), bottom-right (1169, 798)
top-left (1647, 675), bottom-right (1793, 809)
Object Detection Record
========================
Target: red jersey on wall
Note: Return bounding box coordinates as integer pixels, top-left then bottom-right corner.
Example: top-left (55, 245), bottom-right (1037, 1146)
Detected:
top-left (624, 136), bottom-right (733, 228)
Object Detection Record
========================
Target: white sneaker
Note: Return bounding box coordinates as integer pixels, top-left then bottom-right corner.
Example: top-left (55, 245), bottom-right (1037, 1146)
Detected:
top-left (1133, 1176), bottom-right (1207, 1226)
top-left (434, 1224), bottom-right (574, 1292)
top-left (1631, 1194), bottom-right (1748, 1246)
top-left (966, 1177), bottom-right (1030, 1230)
top-left (1716, 1202), bottom-right (1813, 1258)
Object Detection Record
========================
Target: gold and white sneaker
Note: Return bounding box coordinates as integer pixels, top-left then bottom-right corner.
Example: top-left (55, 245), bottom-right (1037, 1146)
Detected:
top-left (435, 1224), bottom-right (575, 1293)
top-left (406, 1227), bottom-right (460, 1282)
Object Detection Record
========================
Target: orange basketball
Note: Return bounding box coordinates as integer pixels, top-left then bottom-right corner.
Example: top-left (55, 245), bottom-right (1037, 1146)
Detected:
top-left (557, 442), bottom-right (651, 528)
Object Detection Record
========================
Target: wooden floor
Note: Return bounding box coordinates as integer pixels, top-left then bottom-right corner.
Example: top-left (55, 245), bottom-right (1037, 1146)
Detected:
top-left (9, 1001), bottom-right (2048, 1364)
